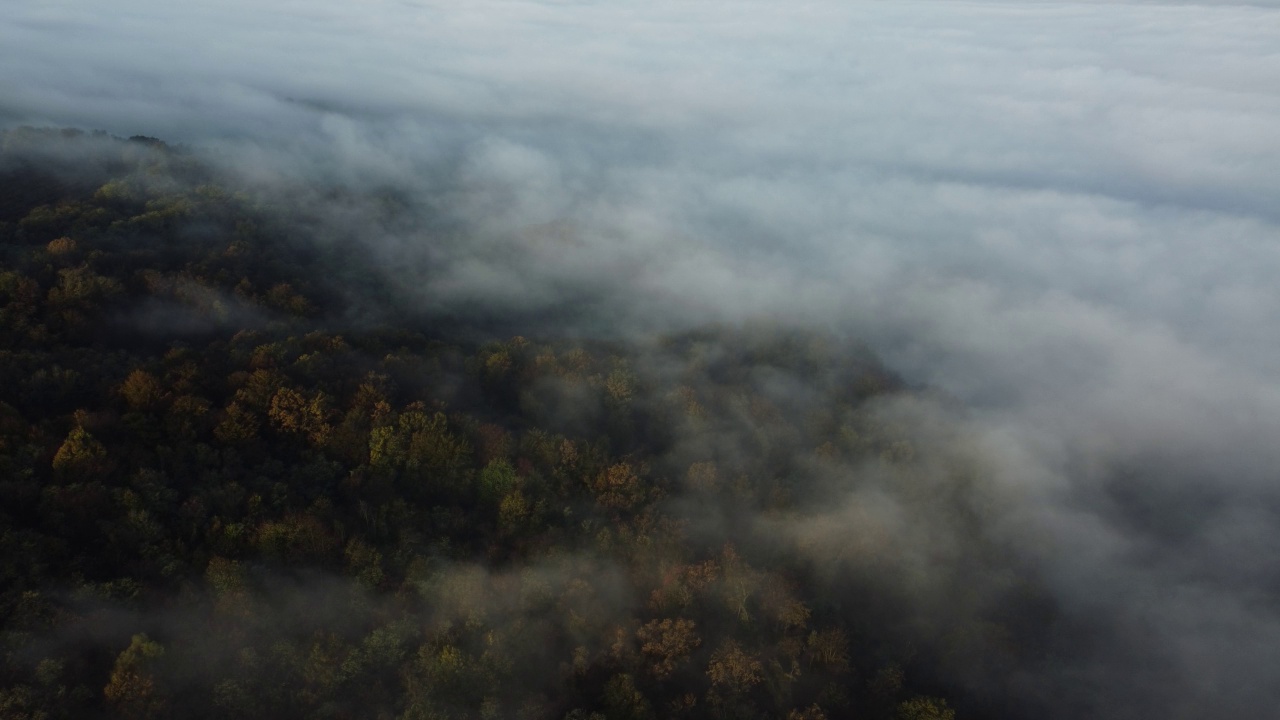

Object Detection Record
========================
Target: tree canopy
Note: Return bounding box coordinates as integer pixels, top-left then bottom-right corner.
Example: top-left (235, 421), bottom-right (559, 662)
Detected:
top-left (0, 128), bottom-right (1040, 720)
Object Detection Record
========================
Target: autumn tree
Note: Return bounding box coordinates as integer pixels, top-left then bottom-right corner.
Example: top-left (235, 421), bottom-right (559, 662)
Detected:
top-left (119, 369), bottom-right (167, 412)
top-left (897, 696), bottom-right (956, 720)
top-left (636, 618), bottom-right (701, 680)
top-left (51, 424), bottom-right (108, 479)
top-left (214, 401), bottom-right (260, 444)
top-left (103, 634), bottom-right (166, 720)
top-left (267, 386), bottom-right (333, 445)
top-left (706, 639), bottom-right (763, 692)
top-left (589, 462), bottom-right (647, 513)
top-left (806, 627), bottom-right (850, 673)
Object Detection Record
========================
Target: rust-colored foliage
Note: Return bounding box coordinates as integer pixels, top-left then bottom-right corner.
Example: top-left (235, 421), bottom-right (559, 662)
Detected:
top-left (706, 639), bottom-right (763, 692)
top-left (589, 462), bottom-right (646, 512)
top-left (637, 618), bottom-right (701, 679)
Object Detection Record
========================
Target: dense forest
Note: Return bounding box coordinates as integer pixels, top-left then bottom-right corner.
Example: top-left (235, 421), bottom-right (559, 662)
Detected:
top-left (0, 128), bottom-right (1049, 720)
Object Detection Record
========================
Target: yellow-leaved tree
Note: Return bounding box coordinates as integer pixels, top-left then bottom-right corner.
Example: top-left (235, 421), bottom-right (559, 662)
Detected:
top-left (104, 634), bottom-right (166, 720)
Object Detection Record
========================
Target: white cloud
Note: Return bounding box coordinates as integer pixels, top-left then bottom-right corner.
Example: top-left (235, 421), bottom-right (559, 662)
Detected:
top-left (4, 0), bottom-right (1280, 715)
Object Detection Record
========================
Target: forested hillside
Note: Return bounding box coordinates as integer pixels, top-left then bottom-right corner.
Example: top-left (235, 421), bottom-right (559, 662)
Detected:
top-left (0, 128), bottom-right (1040, 720)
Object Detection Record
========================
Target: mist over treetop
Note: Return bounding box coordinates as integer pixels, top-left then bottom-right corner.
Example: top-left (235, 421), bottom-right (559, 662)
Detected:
top-left (0, 130), bottom-right (1014, 719)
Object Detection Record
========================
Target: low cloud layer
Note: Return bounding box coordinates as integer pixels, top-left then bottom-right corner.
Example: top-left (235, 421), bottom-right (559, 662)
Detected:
top-left (4, 0), bottom-right (1280, 716)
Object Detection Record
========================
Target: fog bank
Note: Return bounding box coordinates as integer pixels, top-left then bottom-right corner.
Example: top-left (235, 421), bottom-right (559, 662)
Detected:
top-left (4, 0), bottom-right (1280, 716)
